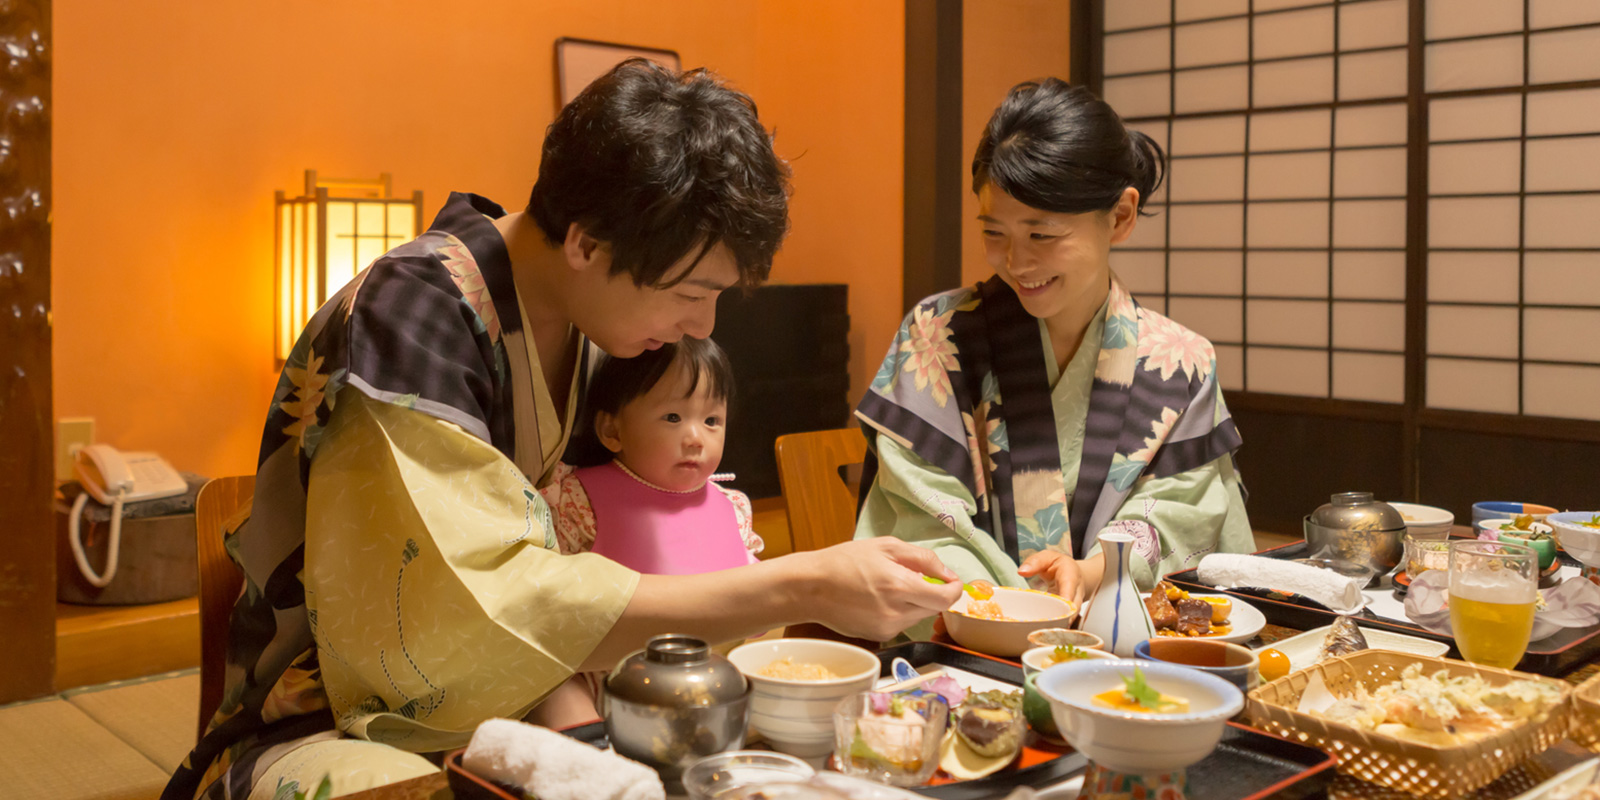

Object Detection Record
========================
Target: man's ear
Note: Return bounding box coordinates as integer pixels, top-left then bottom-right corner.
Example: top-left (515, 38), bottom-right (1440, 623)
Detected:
top-left (594, 411), bottom-right (624, 454)
top-left (563, 222), bottom-right (608, 272)
top-left (1107, 187), bottom-right (1142, 246)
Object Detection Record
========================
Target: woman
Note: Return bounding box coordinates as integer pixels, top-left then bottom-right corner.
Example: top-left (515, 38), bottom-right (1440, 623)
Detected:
top-left (856, 79), bottom-right (1252, 621)
top-left (165, 60), bottom-right (961, 800)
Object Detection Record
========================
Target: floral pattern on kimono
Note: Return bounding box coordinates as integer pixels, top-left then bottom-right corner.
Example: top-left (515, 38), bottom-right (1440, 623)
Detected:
top-left (856, 274), bottom-right (1242, 566)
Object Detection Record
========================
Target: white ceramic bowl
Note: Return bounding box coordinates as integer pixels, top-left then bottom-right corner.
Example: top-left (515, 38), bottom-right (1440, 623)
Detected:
top-left (1033, 658), bottom-right (1244, 774)
top-left (1020, 644), bottom-right (1118, 676)
top-left (726, 639), bottom-right (879, 758)
top-left (1548, 511), bottom-right (1600, 567)
top-left (940, 587), bottom-right (1077, 657)
top-left (1387, 502), bottom-right (1455, 538)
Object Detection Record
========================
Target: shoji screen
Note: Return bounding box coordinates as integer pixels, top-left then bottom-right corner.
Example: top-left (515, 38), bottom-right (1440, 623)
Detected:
top-left (1423, 0), bottom-right (1600, 422)
top-left (1101, 0), bottom-right (1410, 403)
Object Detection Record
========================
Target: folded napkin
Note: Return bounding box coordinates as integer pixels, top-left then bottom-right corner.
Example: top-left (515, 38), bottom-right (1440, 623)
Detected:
top-left (1404, 569), bottom-right (1600, 641)
top-left (1197, 553), bottom-right (1366, 614)
top-left (463, 718), bottom-right (664, 800)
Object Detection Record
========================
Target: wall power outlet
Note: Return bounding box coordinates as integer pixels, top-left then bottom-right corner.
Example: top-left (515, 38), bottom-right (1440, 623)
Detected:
top-left (56, 417), bottom-right (94, 483)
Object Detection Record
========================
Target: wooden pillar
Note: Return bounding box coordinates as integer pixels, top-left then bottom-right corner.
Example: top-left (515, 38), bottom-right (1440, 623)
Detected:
top-left (903, 0), bottom-right (964, 311)
top-left (0, 0), bottom-right (55, 703)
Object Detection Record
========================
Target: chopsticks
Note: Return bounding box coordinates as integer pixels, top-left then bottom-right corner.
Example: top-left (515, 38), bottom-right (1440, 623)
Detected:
top-left (879, 668), bottom-right (947, 694)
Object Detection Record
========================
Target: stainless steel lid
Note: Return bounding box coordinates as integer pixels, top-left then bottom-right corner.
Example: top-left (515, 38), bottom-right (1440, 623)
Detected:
top-left (605, 634), bottom-right (749, 708)
top-left (1310, 491), bottom-right (1405, 533)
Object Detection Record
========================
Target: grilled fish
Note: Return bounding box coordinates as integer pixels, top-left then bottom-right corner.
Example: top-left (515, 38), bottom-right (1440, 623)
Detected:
top-left (1320, 615), bottom-right (1370, 661)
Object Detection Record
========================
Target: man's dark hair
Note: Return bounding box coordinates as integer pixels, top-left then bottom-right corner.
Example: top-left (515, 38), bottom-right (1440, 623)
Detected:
top-left (972, 78), bottom-right (1166, 216)
top-left (568, 337), bottom-right (736, 466)
top-left (528, 58), bottom-right (791, 288)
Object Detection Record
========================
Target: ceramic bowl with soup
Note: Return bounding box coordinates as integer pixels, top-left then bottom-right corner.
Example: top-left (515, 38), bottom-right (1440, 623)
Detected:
top-left (726, 639), bottom-right (879, 758)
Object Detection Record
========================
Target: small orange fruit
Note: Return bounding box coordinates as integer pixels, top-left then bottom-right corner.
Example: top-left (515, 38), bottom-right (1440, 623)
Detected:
top-left (1258, 648), bottom-right (1291, 682)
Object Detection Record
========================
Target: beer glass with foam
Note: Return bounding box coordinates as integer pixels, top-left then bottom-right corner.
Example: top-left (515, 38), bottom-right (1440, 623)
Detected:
top-left (1448, 540), bottom-right (1538, 669)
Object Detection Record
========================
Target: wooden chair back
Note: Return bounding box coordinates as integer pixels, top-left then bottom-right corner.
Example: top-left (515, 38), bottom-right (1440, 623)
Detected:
top-left (773, 427), bottom-right (867, 553)
top-left (195, 475), bottom-right (253, 741)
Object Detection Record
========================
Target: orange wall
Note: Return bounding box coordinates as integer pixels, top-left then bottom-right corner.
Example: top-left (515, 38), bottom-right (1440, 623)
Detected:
top-left (53, 0), bottom-right (904, 478)
top-left (961, 0), bottom-right (1074, 288)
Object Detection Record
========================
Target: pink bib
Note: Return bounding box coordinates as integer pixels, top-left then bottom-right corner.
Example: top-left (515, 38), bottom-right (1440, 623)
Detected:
top-left (576, 461), bottom-right (753, 575)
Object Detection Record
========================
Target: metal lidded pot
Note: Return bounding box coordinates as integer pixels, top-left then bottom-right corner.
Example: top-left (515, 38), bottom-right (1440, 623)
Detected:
top-left (1303, 491), bottom-right (1408, 581)
top-left (604, 633), bottom-right (752, 793)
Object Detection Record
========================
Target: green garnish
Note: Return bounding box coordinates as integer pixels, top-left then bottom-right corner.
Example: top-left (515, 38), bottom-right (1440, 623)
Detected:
top-left (889, 694), bottom-right (905, 717)
top-left (849, 729), bottom-right (881, 761)
top-left (1121, 666), bottom-right (1163, 711)
top-left (1582, 514), bottom-right (1600, 530)
top-left (1052, 644), bottom-right (1087, 662)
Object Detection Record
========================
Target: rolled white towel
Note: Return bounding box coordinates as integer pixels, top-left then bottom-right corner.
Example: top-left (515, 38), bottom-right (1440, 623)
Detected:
top-left (463, 718), bottom-right (665, 800)
top-left (1196, 553), bottom-right (1365, 614)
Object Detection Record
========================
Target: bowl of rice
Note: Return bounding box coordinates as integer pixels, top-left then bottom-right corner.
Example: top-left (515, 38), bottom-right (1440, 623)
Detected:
top-left (941, 586), bottom-right (1078, 657)
top-left (726, 638), bottom-right (879, 759)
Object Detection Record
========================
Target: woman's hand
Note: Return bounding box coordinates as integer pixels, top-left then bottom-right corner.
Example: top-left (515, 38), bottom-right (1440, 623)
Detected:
top-left (794, 538), bottom-right (965, 642)
top-left (1017, 550), bottom-right (1106, 608)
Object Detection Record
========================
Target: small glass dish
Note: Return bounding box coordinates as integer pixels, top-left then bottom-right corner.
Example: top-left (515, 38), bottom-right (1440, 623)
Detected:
top-left (682, 751), bottom-right (815, 800)
top-left (1404, 537), bottom-right (1453, 580)
top-left (832, 691), bottom-right (948, 787)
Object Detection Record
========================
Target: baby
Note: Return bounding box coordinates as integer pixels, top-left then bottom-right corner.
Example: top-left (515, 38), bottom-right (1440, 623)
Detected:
top-left (529, 337), bottom-right (761, 728)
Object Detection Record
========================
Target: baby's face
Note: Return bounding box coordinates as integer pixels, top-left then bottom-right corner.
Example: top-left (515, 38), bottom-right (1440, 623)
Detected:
top-left (600, 364), bottom-right (728, 492)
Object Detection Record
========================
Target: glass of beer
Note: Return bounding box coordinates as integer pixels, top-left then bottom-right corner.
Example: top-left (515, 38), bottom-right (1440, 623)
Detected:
top-left (1449, 540), bottom-right (1538, 669)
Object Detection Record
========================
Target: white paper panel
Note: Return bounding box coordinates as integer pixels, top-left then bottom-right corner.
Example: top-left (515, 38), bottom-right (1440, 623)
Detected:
top-left (1106, 28), bottom-right (1174, 76)
top-left (1216, 344), bottom-right (1245, 391)
top-left (1254, 57), bottom-right (1336, 108)
top-left (1251, 109), bottom-right (1332, 152)
top-left (1170, 156), bottom-right (1247, 201)
top-left (1172, 115), bottom-right (1248, 155)
top-left (1526, 137), bottom-right (1600, 192)
top-left (1526, 195), bottom-right (1600, 248)
top-left (1106, 0), bottom-right (1171, 32)
top-left (1170, 250), bottom-right (1244, 295)
top-left (1334, 148), bottom-right (1407, 198)
top-left (1168, 297), bottom-right (1244, 342)
top-left (1525, 252), bottom-right (1600, 306)
top-left (1333, 301), bottom-right (1406, 351)
top-left (1527, 88), bottom-right (1600, 136)
top-left (1523, 363), bottom-right (1600, 420)
top-left (1334, 200), bottom-right (1408, 248)
top-left (1248, 251), bottom-right (1327, 297)
top-left (1138, 295), bottom-right (1168, 315)
top-left (1335, 104), bottom-right (1408, 147)
top-left (1425, 37), bottom-right (1525, 92)
top-left (1248, 201), bottom-right (1331, 248)
top-left (1425, 0), bottom-right (1524, 41)
top-left (1333, 352), bottom-right (1406, 403)
top-left (1428, 197), bottom-right (1522, 248)
top-left (1428, 252), bottom-right (1521, 303)
top-left (1530, 0), bottom-right (1600, 30)
top-left (1429, 141), bottom-right (1521, 195)
top-left (1334, 251), bottom-right (1407, 300)
top-left (1125, 204), bottom-right (1168, 249)
top-left (1428, 305), bottom-right (1519, 358)
top-left (1254, 7), bottom-right (1335, 60)
top-left (1177, 0), bottom-right (1250, 22)
top-left (1249, 347), bottom-right (1330, 396)
top-left (1249, 152), bottom-right (1332, 199)
top-left (1525, 308), bottom-right (1600, 363)
top-left (1426, 358), bottom-right (1519, 413)
top-left (1250, 299), bottom-right (1329, 346)
top-left (1430, 94), bottom-right (1524, 142)
top-left (1340, 49), bottom-right (1409, 101)
top-left (1529, 28), bottom-right (1600, 84)
top-left (1176, 18), bottom-right (1249, 68)
top-left (1176, 66), bottom-right (1251, 114)
top-left (1110, 250), bottom-right (1168, 294)
top-left (1105, 74), bottom-right (1173, 119)
top-left (1341, 0), bottom-right (1409, 50)
top-left (1170, 203), bottom-right (1245, 247)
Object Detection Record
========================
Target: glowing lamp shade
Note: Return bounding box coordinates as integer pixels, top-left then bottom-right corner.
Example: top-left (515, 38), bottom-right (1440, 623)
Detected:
top-left (275, 170), bottom-right (422, 361)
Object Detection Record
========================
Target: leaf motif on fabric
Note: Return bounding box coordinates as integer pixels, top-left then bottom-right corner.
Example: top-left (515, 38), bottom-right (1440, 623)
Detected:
top-left (1107, 453), bottom-right (1148, 493)
top-left (872, 346), bottom-right (911, 393)
top-left (1033, 502), bottom-right (1070, 548)
top-left (280, 346), bottom-right (331, 452)
top-left (1128, 407), bottom-right (1182, 465)
top-left (437, 238), bottom-right (502, 342)
top-left (1012, 468), bottom-right (1067, 521)
top-left (980, 371), bottom-right (1002, 405)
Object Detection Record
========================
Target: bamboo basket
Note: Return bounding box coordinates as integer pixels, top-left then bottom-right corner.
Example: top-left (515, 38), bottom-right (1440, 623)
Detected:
top-left (1245, 650), bottom-right (1573, 799)
top-left (1573, 672), bottom-right (1600, 753)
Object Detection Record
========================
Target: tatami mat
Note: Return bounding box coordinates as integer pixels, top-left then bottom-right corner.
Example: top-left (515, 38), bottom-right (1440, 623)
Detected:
top-left (0, 696), bottom-right (169, 800)
top-left (64, 670), bottom-right (199, 774)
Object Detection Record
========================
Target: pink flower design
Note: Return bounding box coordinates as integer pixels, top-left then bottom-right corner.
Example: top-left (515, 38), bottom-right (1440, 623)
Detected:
top-left (900, 304), bottom-right (961, 407)
top-left (1105, 519), bottom-right (1161, 567)
top-left (437, 238), bottom-right (502, 342)
top-left (1137, 310), bottom-right (1215, 382)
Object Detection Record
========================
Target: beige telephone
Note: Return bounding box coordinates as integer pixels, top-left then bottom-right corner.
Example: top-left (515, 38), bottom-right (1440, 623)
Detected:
top-left (68, 445), bottom-right (187, 587)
